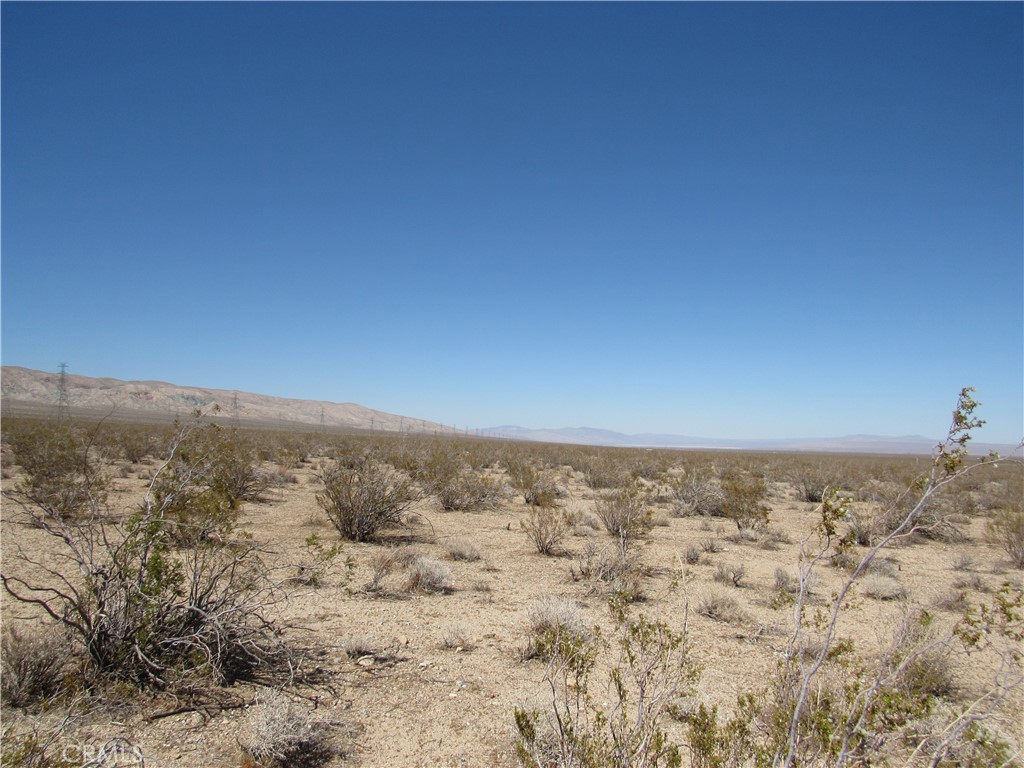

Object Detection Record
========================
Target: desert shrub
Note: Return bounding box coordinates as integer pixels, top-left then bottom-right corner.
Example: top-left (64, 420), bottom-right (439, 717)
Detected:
top-left (147, 422), bottom-right (272, 545)
top-left (594, 481), bottom-right (653, 550)
top-left (522, 506), bottom-right (573, 556)
top-left (570, 542), bottom-right (645, 601)
top-left (988, 502), bottom-right (1024, 568)
top-left (714, 562), bottom-right (747, 588)
top-left (0, 626), bottom-right (71, 708)
top-left (861, 574), bottom-right (908, 601)
top-left (403, 556), bottom-right (453, 594)
top-left (683, 545), bottom-right (701, 565)
top-left (788, 462), bottom-right (842, 503)
top-left (433, 470), bottom-right (507, 512)
top-left (774, 568), bottom-right (797, 594)
top-left (316, 456), bottom-right (418, 542)
top-left (440, 625), bottom-right (474, 651)
top-left (672, 391), bottom-right (1024, 768)
top-left (720, 470), bottom-right (771, 531)
top-left (290, 534), bottom-right (349, 588)
top-left (524, 596), bottom-right (591, 660)
top-left (576, 454), bottom-right (630, 490)
top-left (505, 455), bottom-right (560, 508)
top-left (515, 604), bottom-right (695, 768)
top-left (699, 538), bottom-right (723, 554)
top-left (6, 421), bottom-right (108, 520)
top-left (239, 689), bottom-right (330, 767)
top-left (1, 417), bottom-right (292, 691)
top-left (668, 465), bottom-right (724, 517)
top-left (341, 634), bottom-right (378, 659)
top-left (697, 589), bottom-right (748, 624)
top-left (444, 535), bottom-right (481, 562)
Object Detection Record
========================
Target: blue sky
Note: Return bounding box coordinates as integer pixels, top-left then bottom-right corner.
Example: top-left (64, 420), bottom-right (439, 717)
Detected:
top-left (3, 3), bottom-right (1022, 442)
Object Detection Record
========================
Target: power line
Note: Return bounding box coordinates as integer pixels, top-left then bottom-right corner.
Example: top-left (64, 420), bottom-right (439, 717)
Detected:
top-left (56, 362), bottom-right (70, 420)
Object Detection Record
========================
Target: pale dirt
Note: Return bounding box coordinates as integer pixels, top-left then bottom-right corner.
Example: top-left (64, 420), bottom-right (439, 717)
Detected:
top-left (2, 458), bottom-right (1021, 768)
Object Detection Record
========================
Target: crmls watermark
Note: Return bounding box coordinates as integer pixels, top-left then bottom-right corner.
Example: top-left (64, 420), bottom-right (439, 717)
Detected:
top-left (59, 738), bottom-right (151, 768)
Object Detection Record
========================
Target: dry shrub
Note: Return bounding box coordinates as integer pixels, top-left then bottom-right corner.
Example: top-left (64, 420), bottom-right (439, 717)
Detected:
top-left (316, 456), bottom-right (418, 542)
top-left (988, 503), bottom-right (1024, 568)
top-left (714, 562), bottom-right (747, 588)
top-left (1, 626), bottom-right (70, 708)
top-left (720, 470), bottom-right (771, 531)
top-left (433, 470), bottom-right (507, 512)
top-left (696, 588), bottom-right (748, 624)
top-left (521, 506), bottom-right (573, 556)
top-left (570, 542), bottom-right (645, 601)
top-left (341, 634), bottom-right (377, 659)
top-left (668, 465), bottom-right (724, 517)
top-left (595, 482), bottom-right (653, 541)
top-left (523, 596), bottom-right (591, 660)
top-left (861, 574), bottom-right (908, 601)
top-left (444, 535), bottom-right (481, 562)
top-left (403, 556), bottom-right (453, 594)
top-left (683, 545), bottom-right (701, 565)
top-left (239, 689), bottom-right (330, 767)
top-left (440, 625), bottom-right (474, 651)
top-left (505, 456), bottom-right (560, 508)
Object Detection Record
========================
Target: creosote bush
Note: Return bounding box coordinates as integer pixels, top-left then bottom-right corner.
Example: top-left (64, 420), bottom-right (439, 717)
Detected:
top-left (515, 599), bottom-right (696, 768)
top-left (720, 470), bottom-right (771, 531)
top-left (522, 506), bottom-right (574, 556)
top-left (988, 501), bottom-right (1024, 568)
top-left (1, 414), bottom-right (292, 692)
top-left (316, 455), bottom-right (418, 542)
top-left (6, 421), bottom-right (109, 521)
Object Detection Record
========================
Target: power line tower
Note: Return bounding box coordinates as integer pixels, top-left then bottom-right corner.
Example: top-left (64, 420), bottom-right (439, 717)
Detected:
top-left (231, 392), bottom-right (241, 429)
top-left (56, 362), bottom-right (70, 421)
top-left (319, 406), bottom-right (326, 433)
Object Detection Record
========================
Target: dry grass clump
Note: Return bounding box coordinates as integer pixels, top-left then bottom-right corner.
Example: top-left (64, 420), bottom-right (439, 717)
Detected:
top-left (341, 634), bottom-right (378, 659)
top-left (700, 538), bottom-right (723, 554)
top-left (403, 556), bottom-right (454, 594)
top-left (860, 574), bottom-right (908, 601)
top-left (683, 545), bottom-right (701, 565)
top-left (239, 689), bottom-right (330, 767)
top-left (1, 626), bottom-right (70, 708)
top-left (440, 625), bottom-right (474, 651)
top-left (696, 588), bottom-right (748, 624)
top-left (444, 536), bottom-right (481, 562)
top-left (523, 596), bottom-right (592, 660)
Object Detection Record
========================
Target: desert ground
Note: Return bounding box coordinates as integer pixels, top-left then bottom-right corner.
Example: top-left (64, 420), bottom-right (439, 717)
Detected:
top-left (1, 416), bottom-right (1021, 767)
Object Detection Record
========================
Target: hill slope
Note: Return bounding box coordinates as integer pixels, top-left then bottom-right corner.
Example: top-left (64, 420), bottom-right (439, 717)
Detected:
top-left (0, 366), bottom-right (457, 434)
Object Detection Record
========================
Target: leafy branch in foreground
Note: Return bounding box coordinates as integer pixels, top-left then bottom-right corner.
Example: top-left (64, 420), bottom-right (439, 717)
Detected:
top-left (695, 388), bottom-right (1023, 768)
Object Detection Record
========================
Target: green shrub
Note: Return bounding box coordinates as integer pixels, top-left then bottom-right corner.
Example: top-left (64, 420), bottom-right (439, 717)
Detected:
top-left (720, 470), bottom-right (771, 531)
top-left (316, 456), bottom-right (418, 542)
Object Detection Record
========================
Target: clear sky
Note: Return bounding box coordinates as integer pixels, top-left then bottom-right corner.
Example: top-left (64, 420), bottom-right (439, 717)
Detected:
top-left (3, 3), bottom-right (1022, 442)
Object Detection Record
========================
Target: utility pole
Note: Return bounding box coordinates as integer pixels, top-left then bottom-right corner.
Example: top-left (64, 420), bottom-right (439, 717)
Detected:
top-left (319, 406), bottom-right (326, 433)
top-left (232, 392), bottom-right (241, 429)
top-left (56, 363), bottom-right (70, 421)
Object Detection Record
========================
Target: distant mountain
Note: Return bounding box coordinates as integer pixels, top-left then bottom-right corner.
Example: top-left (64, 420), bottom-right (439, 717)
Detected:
top-left (482, 425), bottom-right (1018, 456)
top-left (0, 366), bottom-right (458, 435)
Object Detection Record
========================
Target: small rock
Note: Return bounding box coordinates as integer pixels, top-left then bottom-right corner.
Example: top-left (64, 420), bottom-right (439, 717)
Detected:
top-left (357, 655), bottom-right (374, 667)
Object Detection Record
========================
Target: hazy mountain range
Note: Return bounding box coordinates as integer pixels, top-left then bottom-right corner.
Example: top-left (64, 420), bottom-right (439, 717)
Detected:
top-left (2, 366), bottom-right (1016, 455)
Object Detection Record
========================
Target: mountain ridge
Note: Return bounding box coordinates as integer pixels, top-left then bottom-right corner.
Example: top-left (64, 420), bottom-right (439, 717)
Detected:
top-left (2, 366), bottom-right (1016, 455)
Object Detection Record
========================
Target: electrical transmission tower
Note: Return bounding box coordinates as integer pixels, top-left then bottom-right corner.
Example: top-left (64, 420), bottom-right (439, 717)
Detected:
top-left (319, 407), bottom-right (326, 433)
top-left (232, 392), bottom-right (241, 428)
top-left (56, 363), bottom-right (70, 420)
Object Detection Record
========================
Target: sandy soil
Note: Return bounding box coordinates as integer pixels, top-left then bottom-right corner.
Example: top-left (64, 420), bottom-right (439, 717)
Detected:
top-left (2, 453), bottom-right (1021, 768)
